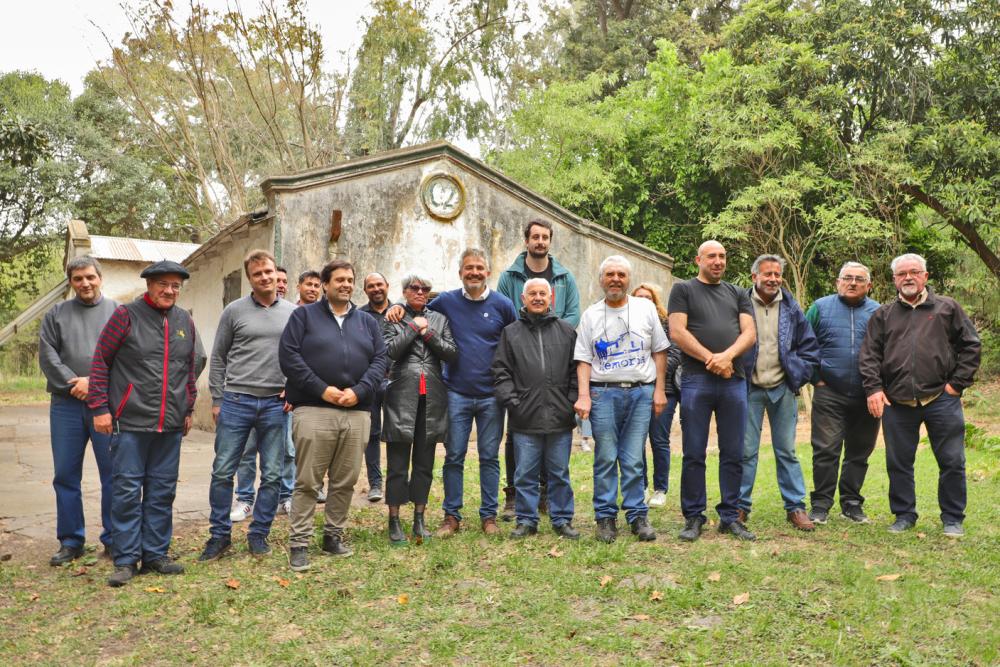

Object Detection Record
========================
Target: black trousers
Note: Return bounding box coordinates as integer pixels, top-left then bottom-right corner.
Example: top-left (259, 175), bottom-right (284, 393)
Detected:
top-left (386, 397), bottom-right (434, 506)
top-left (809, 384), bottom-right (880, 512)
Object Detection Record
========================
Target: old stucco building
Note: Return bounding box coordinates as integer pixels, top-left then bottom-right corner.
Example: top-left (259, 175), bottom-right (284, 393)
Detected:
top-left (180, 141), bottom-right (674, 426)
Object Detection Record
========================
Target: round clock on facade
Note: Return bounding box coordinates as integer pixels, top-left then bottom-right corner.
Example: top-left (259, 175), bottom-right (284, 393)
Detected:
top-left (420, 173), bottom-right (465, 221)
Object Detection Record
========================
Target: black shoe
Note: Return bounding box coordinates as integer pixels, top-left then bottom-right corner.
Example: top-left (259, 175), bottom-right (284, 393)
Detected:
top-left (412, 511), bottom-right (432, 540)
top-left (140, 556), bottom-right (185, 575)
top-left (50, 544), bottom-right (84, 566)
top-left (501, 487), bottom-right (516, 522)
top-left (678, 516), bottom-right (705, 542)
top-left (595, 517), bottom-right (617, 543)
top-left (107, 563), bottom-right (138, 587)
top-left (289, 547), bottom-right (310, 572)
top-left (888, 517), bottom-right (916, 533)
top-left (510, 523), bottom-right (538, 539)
top-left (388, 516), bottom-right (408, 545)
top-left (248, 534), bottom-right (271, 556)
top-left (321, 534), bottom-right (353, 557)
top-left (629, 516), bottom-right (657, 541)
top-left (198, 536), bottom-right (232, 562)
top-left (807, 508), bottom-right (829, 525)
top-left (719, 520), bottom-right (757, 541)
top-left (553, 523), bottom-right (581, 540)
top-left (840, 504), bottom-right (870, 524)
top-left (367, 484), bottom-right (383, 502)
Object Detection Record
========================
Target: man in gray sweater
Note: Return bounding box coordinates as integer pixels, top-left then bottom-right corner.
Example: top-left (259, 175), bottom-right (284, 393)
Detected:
top-left (199, 249), bottom-right (297, 561)
top-left (39, 256), bottom-right (119, 566)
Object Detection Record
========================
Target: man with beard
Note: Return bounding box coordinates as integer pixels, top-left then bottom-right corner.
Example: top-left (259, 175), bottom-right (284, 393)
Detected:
top-left (496, 220), bottom-right (581, 521)
top-left (860, 253), bottom-right (980, 537)
top-left (574, 255), bottom-right (669, 543)
top-left (668, 241), bottom-right (756, 542)
top-left (296, 270), bottom-right (322, 306)
top-left (359, 272), bottom-right (393, 502)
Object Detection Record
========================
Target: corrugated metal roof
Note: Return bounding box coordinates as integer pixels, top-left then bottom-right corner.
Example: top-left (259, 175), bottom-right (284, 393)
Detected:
top-left (89, 236), bottom-right (201, 263)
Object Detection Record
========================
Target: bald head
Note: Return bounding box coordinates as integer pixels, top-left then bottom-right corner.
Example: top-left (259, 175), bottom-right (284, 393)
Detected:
top-left (698, 240), bottom-right (725, 257)
top-left (695, 240), bottom-right (727, 284)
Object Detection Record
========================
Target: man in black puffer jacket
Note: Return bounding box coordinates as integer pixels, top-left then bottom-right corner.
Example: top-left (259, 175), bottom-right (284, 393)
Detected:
top-left (492, 278), bottom-right (580, 539)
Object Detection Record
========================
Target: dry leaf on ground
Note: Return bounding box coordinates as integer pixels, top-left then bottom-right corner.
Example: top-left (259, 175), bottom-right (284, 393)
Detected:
top-left (397, 593), bottom-right (409, 605)
top-left (629, 614), bottom-right (650, 621)
top-left (649, 590), bottom-right (664, 601)
top-left (225, 578), bottom-right (241, 590)
top-left (733, 592), bottom-right (750, 605)
top-left (547, 546), bottom-right (564, 558)
top-left (272, 577), bottom-right (290, 588)
top-left (876, 573), bottom-right (902, 582)
top-left (599, 575), bottom-right (613, 587)
top-left (145, 586), bottom-right (166, 593)
top-left (707, 571), bottom-right (721, 582)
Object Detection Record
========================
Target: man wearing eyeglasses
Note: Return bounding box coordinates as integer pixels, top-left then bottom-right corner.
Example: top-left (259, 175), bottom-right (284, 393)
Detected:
top-left (803, 262), bottom-right (880, 526)
top-left (88, 260), bottom-right (206, 587)
top-left (859, 254), bottom-right (980, 537)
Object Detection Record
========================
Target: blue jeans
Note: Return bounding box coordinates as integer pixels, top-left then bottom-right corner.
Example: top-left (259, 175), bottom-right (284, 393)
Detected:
top-left (235, 415), bottom-right (295, 503)
top-left (50, 395), bottom-right (113, 548)
top-left (365, 379), bottom-right (387, 489)
top-left (110, 430), bottom-right (182, 566)
top-left (590, 384), bottom-right (653, 523)
top-left (512, 430), bottom-right (574, 527)
top-left (882, 393), bottom-right (966, 524)
top-left (442, 392), bottom-right (503, 521)
top-left (680, 373), bottom-right (747, 524)
top-left (576, 415), bottom-right (592, 438)
top-left (643, 394), bottom-right (678, 492)
top-left (209, 392), bottom-right (287, 539)
top-left (739, 384), bottom-right (807, 513)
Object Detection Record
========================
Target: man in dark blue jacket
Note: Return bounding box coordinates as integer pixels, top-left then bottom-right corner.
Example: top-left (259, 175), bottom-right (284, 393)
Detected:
top-left (738, 255), bottom-right (820, 531)
top-left (279, 259), bottom-right (387, 571)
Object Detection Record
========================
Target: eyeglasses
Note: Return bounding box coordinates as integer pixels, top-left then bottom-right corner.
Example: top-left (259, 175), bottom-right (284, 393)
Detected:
top-left (893, 270), bottom-right (925, 279)
top-left (154, 280), bottom-right (183, 291)
top-left (406, 285), bottom-right (431, 293)
top-left (838, 275), bottom-right (869, 284)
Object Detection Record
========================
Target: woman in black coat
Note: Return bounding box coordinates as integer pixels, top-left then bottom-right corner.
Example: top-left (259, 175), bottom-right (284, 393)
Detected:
top-left (381, 273), bottom-right (457, 544)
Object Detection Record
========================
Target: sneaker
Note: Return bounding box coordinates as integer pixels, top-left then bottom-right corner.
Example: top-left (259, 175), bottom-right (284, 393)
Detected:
top-left (719, 520), bottom-right (757, 541)
top-left (198, 536), bottom-right (232, 562)
top-left (510, 523), bottom-right (538, 539)
top-left (678, 516), bottom-right (704, 542)
top-left (501, 487), bottom-right (516, 522)
top-left (50, 544), bottom-right (84, 567)
top-left (629, 516), bottom-right (657, 541)
top-left (595, 517), bottom-right (617, 543)
top-left (434, 515), bottom-right (461, 538)
top-left (139, 556), bottom-right (185, 575)
top-left (648, 490), bottom-right (667, 508)
top-left (841, 504), bottom-right (870, 524)
top-left (248, 534), bottom-right (271, 556)
top-left (321, 534), bottom-right (353, 557)
top-left (316, 489), bottom-right (327, 504)
top-left (289, 547), bottom-right (310, 572)
top-left (888, 517), bottom-right (916, 533)
top-left (367, 485), bottom-right (383, 503)
top-left (277, 499), bottom-right (292, 515)
top-left (553, 523), bottom-right (581, 540)
top-left (787, 509), bottom-right (816, 531)
top-left (230, 501), bottom-right (253, 523)
top-left (808, 508), bottom-right (829, 525)
top-left (481, 517), bottom-right (501, 536)
top-left (579, 436), bottom-right (593, 452)
top-left (107, 564), bottom-right (138, 587)
top-left (943, 522), bottom-right (964, 538)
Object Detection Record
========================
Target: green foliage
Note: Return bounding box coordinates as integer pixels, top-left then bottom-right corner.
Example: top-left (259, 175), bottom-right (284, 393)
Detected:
top-left (965, 423), bottom-right (1000, 453)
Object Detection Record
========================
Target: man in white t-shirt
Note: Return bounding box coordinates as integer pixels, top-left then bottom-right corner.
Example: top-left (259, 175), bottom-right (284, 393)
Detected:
top-left (574, 255), bottom-right (669, 543)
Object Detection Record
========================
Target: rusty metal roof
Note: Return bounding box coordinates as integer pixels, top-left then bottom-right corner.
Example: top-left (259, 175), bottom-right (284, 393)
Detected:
top-left (89, 236), bottom-right (201, 263)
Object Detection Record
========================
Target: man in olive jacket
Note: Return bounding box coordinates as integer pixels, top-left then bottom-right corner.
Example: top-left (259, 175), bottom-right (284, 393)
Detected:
top-left (492, 278), bottom-right (580, 539)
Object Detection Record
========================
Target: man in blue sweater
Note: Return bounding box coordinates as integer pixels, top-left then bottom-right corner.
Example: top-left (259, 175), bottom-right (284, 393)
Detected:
top-left (387, 248), bottom-right (517, 536)
top-left (279, 259), bottom-right (388, 571)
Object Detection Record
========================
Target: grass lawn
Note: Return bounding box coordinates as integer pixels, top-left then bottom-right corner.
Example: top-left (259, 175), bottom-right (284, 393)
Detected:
top-left (1, 434), bottom-right (998, 666)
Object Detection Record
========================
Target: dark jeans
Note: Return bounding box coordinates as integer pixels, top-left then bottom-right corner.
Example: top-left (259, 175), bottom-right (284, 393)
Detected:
top-left (512, 430), bottom-right (574, 527)
top-left (50, 395), bottom-right (113, 548)
top-left (386, 397), bottom-right (434, 506)
top-left (882, 394), bottom-right (967, 524)
top-left (504, 424), bottom-right (547, 494)
top-left (642, 394), bottom-right (679, 492)
top-left (366, 379), bottom-right (387, 490)
top-left (110, 430), bottom-right (182, 567)
top-left (809, 385), bottom-right (880, 512)
top-left (679, 373), bottom-right (746, 524)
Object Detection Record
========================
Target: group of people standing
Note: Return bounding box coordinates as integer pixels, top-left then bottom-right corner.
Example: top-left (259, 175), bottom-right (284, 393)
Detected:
top-left (38, 219), bottom-right (982, 585)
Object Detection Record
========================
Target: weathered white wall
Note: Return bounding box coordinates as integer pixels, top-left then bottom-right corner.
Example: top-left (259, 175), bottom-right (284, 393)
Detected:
top-left (98, 262), bottom-right (150, 305)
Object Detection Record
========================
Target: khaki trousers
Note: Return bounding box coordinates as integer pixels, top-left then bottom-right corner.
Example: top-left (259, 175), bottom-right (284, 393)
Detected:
top-left (289, 405), bottom-right (370, 547)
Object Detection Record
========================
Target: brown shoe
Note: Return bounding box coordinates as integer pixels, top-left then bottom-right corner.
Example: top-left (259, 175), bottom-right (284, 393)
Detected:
top-left (434, 515), bottom-right (461, 538)
top-left (737, 509), bottom-right (749, 524)
top-left (481, 517), bottom-right (500, 535)
top-left (787, 509), bottom-right (816, 531)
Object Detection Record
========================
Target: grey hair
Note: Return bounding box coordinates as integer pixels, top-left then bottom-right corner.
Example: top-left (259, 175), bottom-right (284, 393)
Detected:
top-left (890, 253), bottom-right (927, 274)
top-left (598, 255), bottom-right (632, 277)
top-left (838, 261), bottom-right (871, 281)
top-left (400, 273), bottom-right (433, 291)
top-left (751, 254), bottom-right (786, 274)
top-left (522, 278), bottom-right (552, 294)
top-left (459, 247), bottom-right (490, 271)
top-left (65, 256), bottom-right (103, 279)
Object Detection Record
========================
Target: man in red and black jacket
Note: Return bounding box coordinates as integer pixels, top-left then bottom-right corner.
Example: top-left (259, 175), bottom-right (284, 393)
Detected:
top-left (88, 260), bottom-right (206, 587)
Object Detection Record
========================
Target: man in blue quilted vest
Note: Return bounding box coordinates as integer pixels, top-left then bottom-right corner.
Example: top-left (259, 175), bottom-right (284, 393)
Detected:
top-left (803, 261), bottom-right (880, 525)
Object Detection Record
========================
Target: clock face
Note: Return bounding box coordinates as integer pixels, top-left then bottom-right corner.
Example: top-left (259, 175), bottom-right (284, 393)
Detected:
top-left (421, 173), bottom-right (465, 221)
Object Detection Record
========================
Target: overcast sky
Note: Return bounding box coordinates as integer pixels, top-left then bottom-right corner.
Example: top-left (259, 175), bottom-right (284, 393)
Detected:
top-left (0, 0), bottom-right (374, 95)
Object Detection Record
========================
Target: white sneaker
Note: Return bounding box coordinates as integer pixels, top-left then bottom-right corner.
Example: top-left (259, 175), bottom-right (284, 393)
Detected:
top-left (580, 437), bottom-right (593, 452)
top-left (277, 500), bottom-right (292, 515)
top-left (230, 501), bottom-right (253, 522)
top-left (648, 490), bottom-right (667, 508)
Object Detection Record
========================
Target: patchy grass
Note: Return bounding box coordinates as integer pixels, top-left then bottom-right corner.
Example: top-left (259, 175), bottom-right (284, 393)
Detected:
top-left (1, 437), bottom-right (997, 666)
top-left (0, 374), bottom-right (47, 405)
